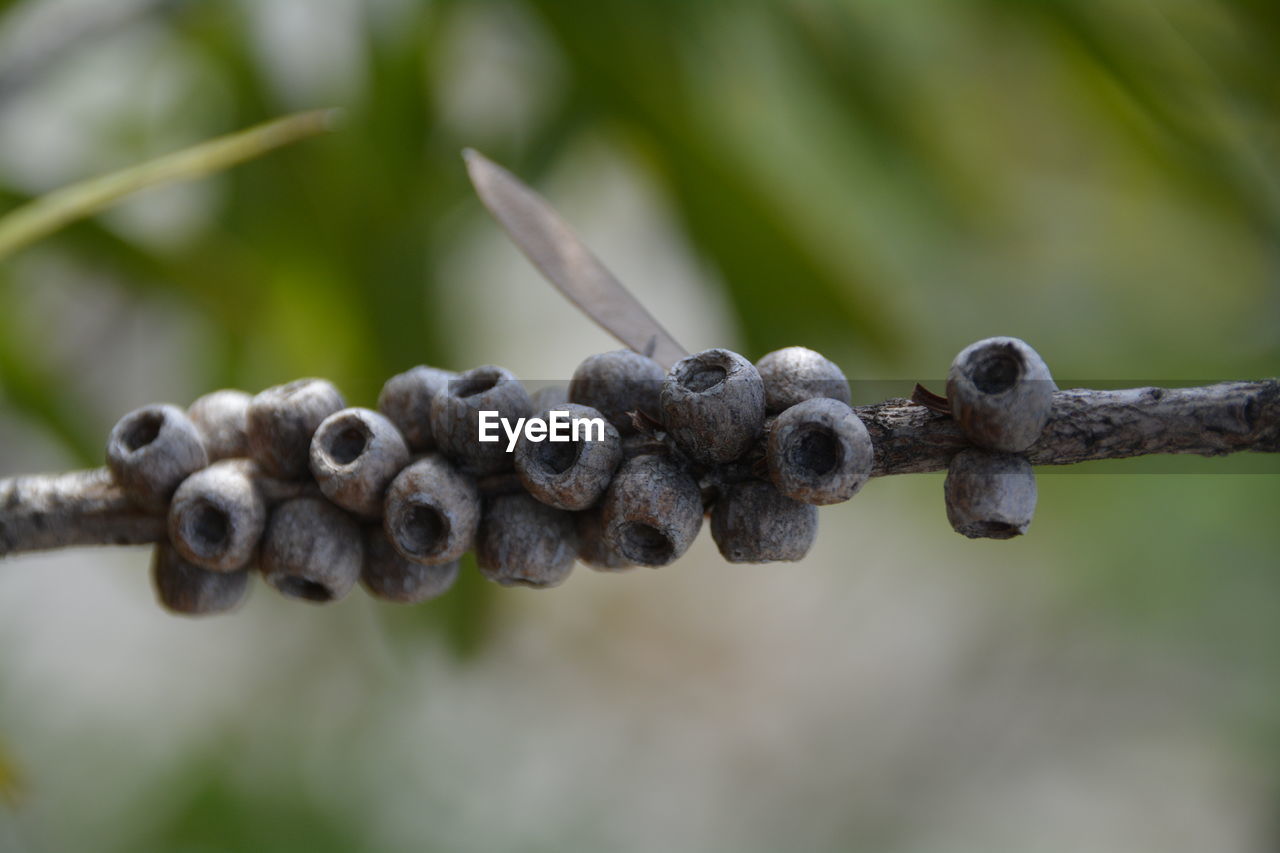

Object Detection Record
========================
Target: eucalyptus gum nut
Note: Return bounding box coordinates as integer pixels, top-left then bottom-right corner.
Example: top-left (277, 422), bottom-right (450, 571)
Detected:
top-left (514, 403), bottom-right (621, 511)
top-left (755, 346), bottom-right (851, 414)
top-left (377, 366), bottom-right (457, 452)
top-left (602, 454), bottom-right (702, 567)
top-left (661, 348), bottom-right (766, 465)
top-left (152, 542), bottom-right (250, 616)
top-left (247, 378), bottom-right (346, 480)
top-left (574, 504), bottom-right (633, 572)
top-left (360, 525), bottom-right (459, 604)
top-left (260, 497), bottom-right (363, 603)
top-left (383, 454), bottom-right (480, 565)
top-left (430, 365), bottom-right (532, 475)
top-left (710, 481), bottom-right (818, 563)
top-left (476, 492), bottom-right (577, 588)
top-left (187, 389), bottom-right (251, 462)
top-left (106, 404), bottom-right (209, 510)
top-left (767, 397), bottom-right (874, 505)
top-left (944, 449), bottom-right (1037, 540)
top-left (310, 407), bottom-right (410, 518)
top-left (528, 384), bottom-right (569, 412)
top-left (946, 337), bottom-right (1056, 452)
top-left (168, 459), bottom-right (265, 572)
top-left (568, 349), bottom-right (665, 435)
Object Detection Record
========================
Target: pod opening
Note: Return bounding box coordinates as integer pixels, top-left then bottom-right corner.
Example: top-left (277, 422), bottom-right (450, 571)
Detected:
top-left (618, 522), bottom-right (674, 565)
top-left (123, 411), bottom-right (164, 451)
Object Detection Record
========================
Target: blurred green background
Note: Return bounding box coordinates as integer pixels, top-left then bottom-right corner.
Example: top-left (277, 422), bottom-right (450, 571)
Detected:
top-left (0, 0), bottom-right (1277, 850)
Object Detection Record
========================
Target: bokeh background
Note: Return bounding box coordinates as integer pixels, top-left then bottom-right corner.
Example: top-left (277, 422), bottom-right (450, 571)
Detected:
top-left (1, 0), bottom-right (1278, 850)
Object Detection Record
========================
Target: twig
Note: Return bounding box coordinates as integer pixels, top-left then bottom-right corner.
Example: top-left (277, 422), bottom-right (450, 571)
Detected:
top-left (0, 380), bottom-right (1275, 558)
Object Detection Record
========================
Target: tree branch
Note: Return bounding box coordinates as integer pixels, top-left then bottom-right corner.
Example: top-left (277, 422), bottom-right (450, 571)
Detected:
top-left (1, 380), bottom-right (1275, 558)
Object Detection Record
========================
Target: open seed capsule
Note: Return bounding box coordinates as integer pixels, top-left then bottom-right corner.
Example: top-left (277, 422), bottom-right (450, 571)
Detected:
top-left (247, 378), bottom-right (346, 479)
top-left (947, 337), bottom-right (1056, 452)
top-left (430, 365), bottom-right (532, 475)
top-left (187, 389), bottom-right (251, 462)
top-left (515, 403), bottom-right (621, 511)
top-left (660, 348), bottom-right (766, 465)
top-left (377, 366), bottom-right (457, 452)
top-left (260, 497), bottom-right (363, 603)
top-left (710, 481), bottom-right (818, 563)
top-left (766, 397), bottom-right (874, 505)
top-left (383, 454), bottom-right (480, 565)
top-left (944, 449), bottom-right (1037, 539)
top-left (168, 459), bottom-right (265, 572)
top-left (476, 492), bottom-right (577, 588)
top-left (361, 525), bottom-right (459, 604)
top-left (310, 407), bottom-right (410, 518)
top-left (602, 454), bottom-right (702, 567)
top-left (755, 346), bottom-right (851, 414)
top-left (106, 403), bottom-right (208, 509)
top-left (152, 542), bottom-right (250, 616)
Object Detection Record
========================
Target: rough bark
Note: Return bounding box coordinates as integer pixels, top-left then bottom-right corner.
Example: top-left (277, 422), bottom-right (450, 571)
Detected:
top-left (1, 380), bottom-right (1275, 559)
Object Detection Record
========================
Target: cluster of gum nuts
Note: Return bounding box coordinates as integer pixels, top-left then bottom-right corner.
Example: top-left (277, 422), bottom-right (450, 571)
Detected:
top-left (105, 337), bottom-right (1055, 616)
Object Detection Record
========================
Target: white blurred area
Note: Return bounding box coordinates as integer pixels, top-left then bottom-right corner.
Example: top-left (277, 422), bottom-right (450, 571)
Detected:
top-left (0, 2), bottom-right (1275, 852)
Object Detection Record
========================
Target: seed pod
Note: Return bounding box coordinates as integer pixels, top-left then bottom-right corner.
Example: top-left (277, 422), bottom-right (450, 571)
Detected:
top-left (755, 346), bottom-right (851, 414)
top-left (377, 365), bottom-right (457, 452)
top-left (476, 492), bottom-right (576, 588)
top-left (568, 350), bottom-right (665, 435)
top-left (187, 389), bottom-right (251, 461)
top-left (106, 404), bottom-right (209, 509)
top-left (944, 449), bottom-right (1037, 539)
top-left (152, 542), bottom-right (249, 616)
top-left (767, 397), bottom-right (874, 505)
top-left (946, 337), bottom-right (1056, 452)
top-left (168, 459), bottom-right (265, 572)
top-left (429, 365), bottom-right (531, 475)
top-left (360, 525), bottom-right (459, 604)
top-left (310, 408), bottom-right (410, 518)
top-left (260, 497), bottom-right (363, 603)
top-left (710, 481), bottom-right (818, 563)
top-left (574, 504), bottom-right (633, 572)
top-left (528, 384), bottom-right (569, 412)
top-left (514, 403), bottom-right (621, 511)
top-left (247, 379), bottom-right (346, 479)
top-left (383, 454), bottom-right (480, 565)
top-left (661, 348), bottom-right (765, 465)
top-left (602, 454), bottom-right (702, 567)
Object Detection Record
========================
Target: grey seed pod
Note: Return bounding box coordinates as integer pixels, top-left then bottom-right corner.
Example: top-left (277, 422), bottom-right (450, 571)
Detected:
top-left (377, 365), bottom-right (457, 452)
top-left (476, 492), bottom-right (576, 588)
top-left (310, 407), bottom-right (410, 518)
top-left (946, 336), bottom-right (1056, 452)
top-left (602, 454), bottom-right (702, 567)
top-left (168, 459), bottom-right (265, 572)
top-left (767, 397), bottom-right (874, 505)
top-left (106, 404), bottom-right (209, 509)
top-left (187, 389), bottom-right (251, 461)
top-left (514, 403), bottom-right (622, 511)
top-left (661, 348), bottom-right (766, 465)
top-left (152, 542), bottom-right (250, 616)
top-left (429, 365), bottom-right (532, 475)
top-left (383, 454), bottom-right (480, 565)
top-left (528, 384), bottom-right (569, 412)
top-left (568, 350), bottom-right (665, 435)
top-left (260, 497), bottom-right (363, 603)
top-left (247, 378), bottom-right (346, 480)
top-left (944, 449), bottom-right (1037, 539)
top-left (755, 346), bottom-right (851, 414)
top-left (710, 481), bottom-right (819, 563)
top-left (574, 504), bottom-right (633, 572)
top-left (360, 525), bottom-right (459, 604)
